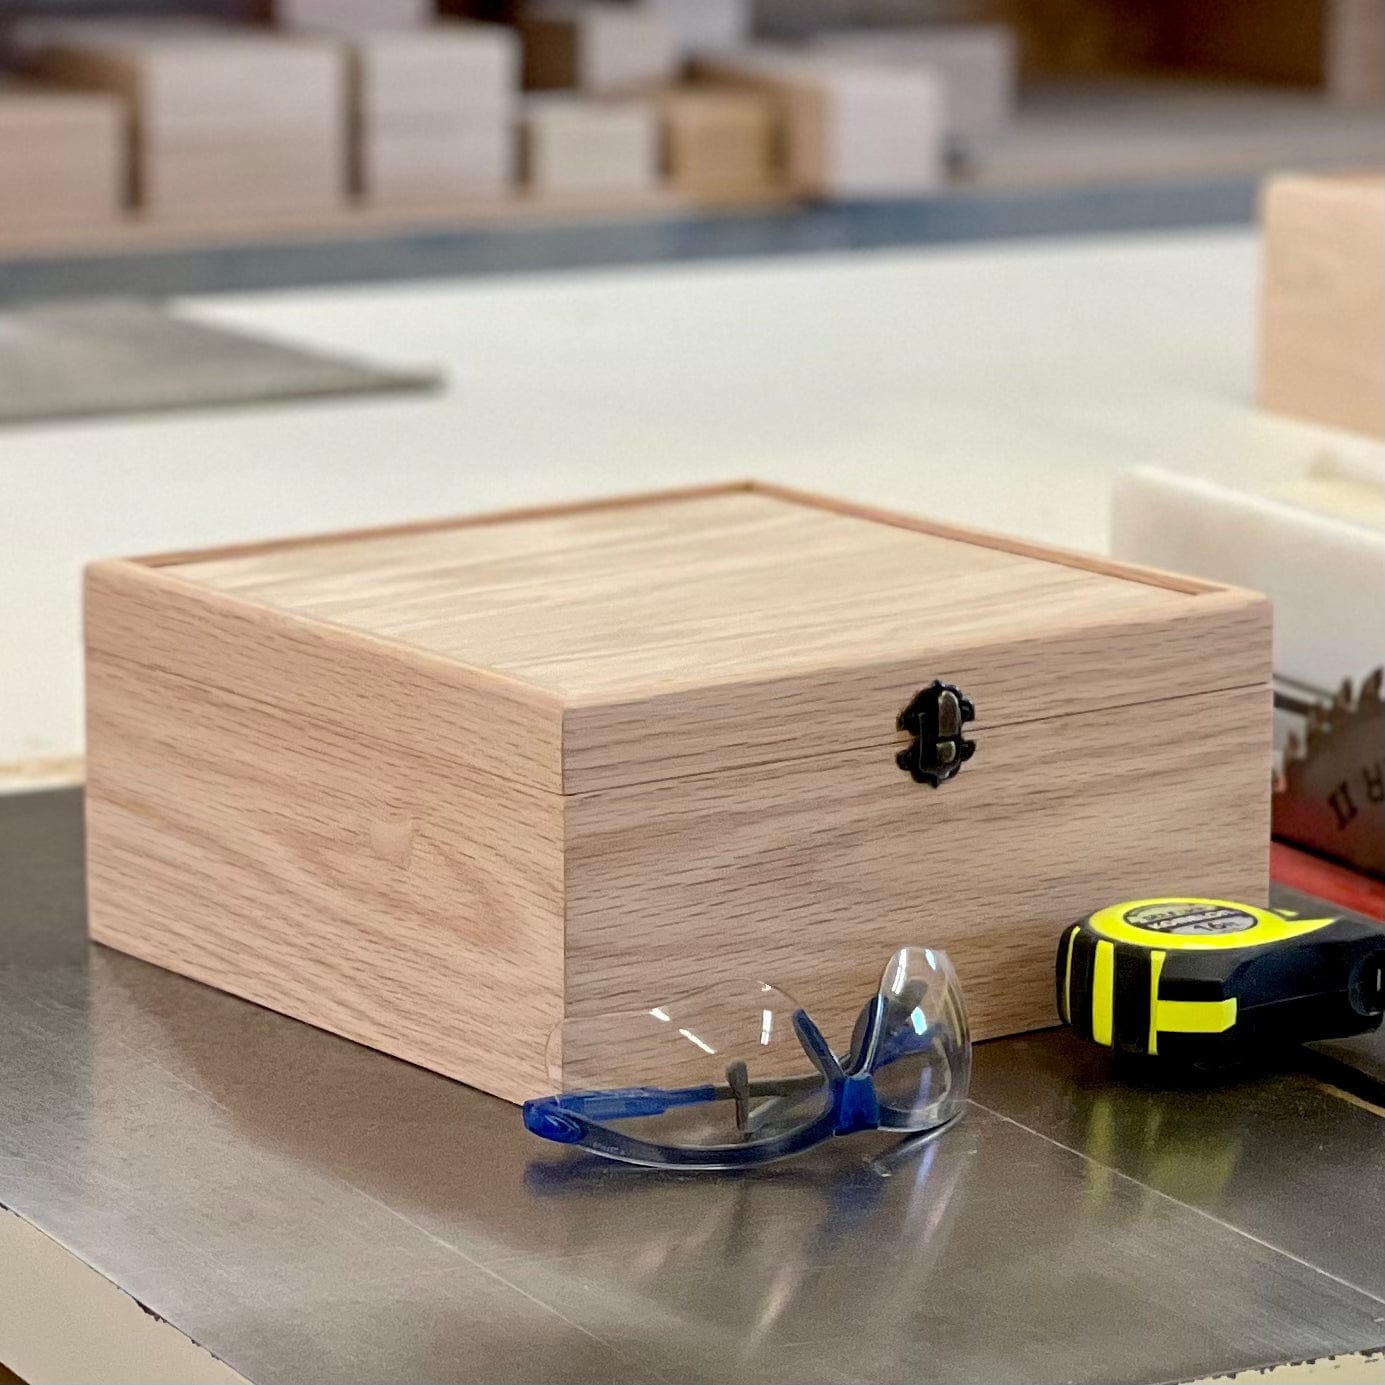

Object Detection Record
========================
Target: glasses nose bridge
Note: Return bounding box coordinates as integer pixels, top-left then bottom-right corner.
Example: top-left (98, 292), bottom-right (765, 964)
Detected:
top-left (833, 1071), bottom-right (881, 1135)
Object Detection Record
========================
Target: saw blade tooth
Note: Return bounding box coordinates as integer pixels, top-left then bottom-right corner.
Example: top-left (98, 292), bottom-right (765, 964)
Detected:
top-left (1335, 677), bottom-right (1354, 711)
top-left (1361, 666), bottom-right (1384, 708)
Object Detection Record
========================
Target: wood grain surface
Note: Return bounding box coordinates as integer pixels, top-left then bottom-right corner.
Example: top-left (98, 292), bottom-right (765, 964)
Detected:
top-left (164, 488), bottom-right (1218, 698)
top-left (85, 557), bottom-right (565, 792)
top-left (84, 483), bottom-right (1272, 1101)
top-left (1259, 174), bottom-right (1385, 439)
top-left (85, 651), bottom-right (564, 1103)
top-left (565, 683), bottom-right (1272, 1057)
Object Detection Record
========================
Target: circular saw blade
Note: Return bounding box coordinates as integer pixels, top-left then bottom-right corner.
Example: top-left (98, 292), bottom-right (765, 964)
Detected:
top-left (1274, 668), bottom-right (1384, 877)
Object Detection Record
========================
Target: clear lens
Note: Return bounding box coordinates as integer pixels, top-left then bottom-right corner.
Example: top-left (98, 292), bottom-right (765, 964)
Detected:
top-left (866, 947), bottom-right (971, 1129)
top-left (548, 982), bottom-right (831, 1151)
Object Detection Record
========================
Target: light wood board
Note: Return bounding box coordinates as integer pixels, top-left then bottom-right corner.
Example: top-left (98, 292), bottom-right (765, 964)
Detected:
top-left (1259, 173), bottom-right (1385, 439)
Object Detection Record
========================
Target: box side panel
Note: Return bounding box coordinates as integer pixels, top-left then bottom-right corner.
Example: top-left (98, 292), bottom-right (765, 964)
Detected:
top-left (86, 575), bottom-right (563, 1104)
top-left (563, 589), bottom-right (1270, 792)
top-left (564, 684), bottom-right (1271, 1057)
top-left (87, 559), bottom-right (563, 793)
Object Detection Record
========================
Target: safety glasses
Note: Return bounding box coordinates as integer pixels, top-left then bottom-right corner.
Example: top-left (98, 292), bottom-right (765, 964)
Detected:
top-left (522, 947), bottom-right (970, 1168)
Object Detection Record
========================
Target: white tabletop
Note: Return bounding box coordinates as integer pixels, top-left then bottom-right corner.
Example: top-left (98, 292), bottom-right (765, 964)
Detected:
top-left (3, 227), bottom-right (1379, 765)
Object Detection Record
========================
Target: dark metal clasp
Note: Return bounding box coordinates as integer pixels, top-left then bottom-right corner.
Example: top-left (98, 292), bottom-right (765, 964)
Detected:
top-left (896, 681), bottom-right (975, 787)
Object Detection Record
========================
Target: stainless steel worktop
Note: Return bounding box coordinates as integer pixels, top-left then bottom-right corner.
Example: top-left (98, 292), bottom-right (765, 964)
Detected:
top-left (1, 788), bottom-right (1382, 1384)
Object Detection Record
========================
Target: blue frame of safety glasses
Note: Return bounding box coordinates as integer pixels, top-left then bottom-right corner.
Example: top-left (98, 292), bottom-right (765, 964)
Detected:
top-left (522, 989), bottom-right (963, 1169)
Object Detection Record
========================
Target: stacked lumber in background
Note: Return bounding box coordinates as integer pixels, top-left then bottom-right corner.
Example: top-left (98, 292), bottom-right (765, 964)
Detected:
top-left (350, 23), bottom-right (518, 203)
top-left (0, 0), bottom-right (1046, 228)
top-left (0, 80), bottom-right (125, 229)
top-left (30, 23), bottom-right (347, 220)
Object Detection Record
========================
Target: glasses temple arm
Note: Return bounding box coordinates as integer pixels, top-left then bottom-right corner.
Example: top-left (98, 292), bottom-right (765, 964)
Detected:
top-left (548, 1071), bottom-right (824, 1123)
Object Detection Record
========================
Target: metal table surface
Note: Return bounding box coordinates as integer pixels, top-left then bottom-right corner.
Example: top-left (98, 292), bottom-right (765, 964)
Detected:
top-left (2, 787), bottom-right (1383, 1385)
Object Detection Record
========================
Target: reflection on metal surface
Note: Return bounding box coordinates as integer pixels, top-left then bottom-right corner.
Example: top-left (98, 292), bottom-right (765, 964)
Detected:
top-left (522, 1118), bottom-right (969, 1359)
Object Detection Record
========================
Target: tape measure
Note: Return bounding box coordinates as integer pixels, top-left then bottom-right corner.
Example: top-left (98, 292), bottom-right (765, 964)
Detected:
top-left (1056, 897), bottom-right (1385, 1061)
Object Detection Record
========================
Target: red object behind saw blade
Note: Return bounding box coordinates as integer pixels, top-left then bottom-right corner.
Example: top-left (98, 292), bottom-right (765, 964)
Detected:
top-left (1271, 840), bottom-right (1384, 920)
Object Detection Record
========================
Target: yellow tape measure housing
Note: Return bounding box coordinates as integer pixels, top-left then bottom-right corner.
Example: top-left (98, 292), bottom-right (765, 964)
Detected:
top-left (1057, 897), bottom-right (1383, 1060)
top-left (1086, 898), bottom-right (1337, 950)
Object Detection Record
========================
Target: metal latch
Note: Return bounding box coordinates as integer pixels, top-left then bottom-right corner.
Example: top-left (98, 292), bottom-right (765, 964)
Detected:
top-left (896, 681), bottom-right (975, 787)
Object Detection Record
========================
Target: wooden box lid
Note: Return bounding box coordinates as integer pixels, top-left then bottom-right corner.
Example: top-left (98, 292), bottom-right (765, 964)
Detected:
top-left (97, 482), bottom-right (1268, 795)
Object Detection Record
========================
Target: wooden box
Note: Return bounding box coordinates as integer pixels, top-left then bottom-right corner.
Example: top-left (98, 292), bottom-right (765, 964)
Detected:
top-left (519, 2), bottom-right (680, 95)
top-left (521, 95), bottom-right (658, 194)
top-left (32, 26), bottom-right (348, 218)
top-left (660, 88), bottom-right (777, 195)
top-left (84, 482), bottom-right (1273, 1104)
top-left (694, 47), bottom-right (945, 199)
top-left (0, 81), bottom-right (126, 228)
top-left (1259, 174), bottom-right (1384, 439)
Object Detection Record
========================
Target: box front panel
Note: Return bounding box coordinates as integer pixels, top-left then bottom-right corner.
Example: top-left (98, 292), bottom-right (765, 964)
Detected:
top-left (563, 684), bottom-right (1271, 1068)
top-left (86, 652), bottom-right (564, 1105)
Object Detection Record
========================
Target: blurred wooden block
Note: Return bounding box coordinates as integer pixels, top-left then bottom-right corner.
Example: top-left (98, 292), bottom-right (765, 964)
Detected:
top-left (266, 0), bottom-right (434, 32)
top-left (1326, 0), bottom-right (1385, 106)
top-left (30, 25), bottom-right (348, 218)
top-left (660, 88), bottom-right (775, 194)
top-left (522, 94), bottom-right (658, 193)
top-left (1259, 174), bottom-right (1384, 439)
top-left (144, 134), bottom-right (347, 219)
top-left (642, 0), bottom-right (750, 54)
top-left (0, 81), bottom-right (126, 227)
top-left (351, 23), bottom-right (517, 125)
top-left (695, 47), bottom-right (944, 199)
top-left (348, 24), bottom-right (517, 200)
top-left (358, 124), bottom-right (514, 202)
top-left (32, 25), bottom-right (347, 142)
top-left (519, 2), bottom-right (680, 94)
top-left (810, 24), bottom-right (1018, 145)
